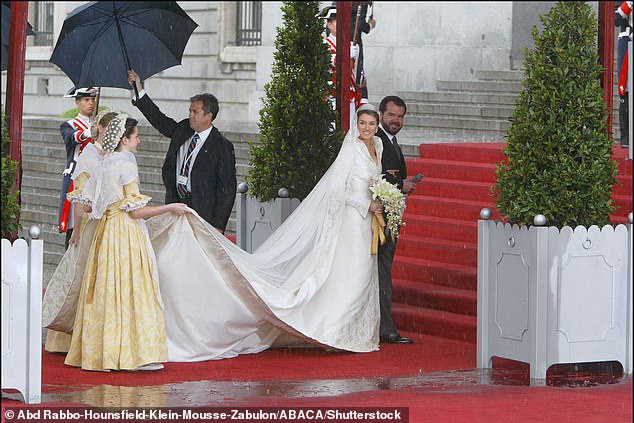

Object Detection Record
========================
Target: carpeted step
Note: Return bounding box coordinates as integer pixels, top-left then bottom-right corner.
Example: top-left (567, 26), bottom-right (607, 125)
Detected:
top-left (412, 177), bottom-right (494, 202)
top-left (617, 159), bottom-right (632, 176)
top-left (612, 146), bottom-right (632, 172)
top-left (394, 142), bottom-right (632, 347)
top-left (405, 196), bottom-right (499, 221)
top-left (393, 255), bottom-right (476, 291)
top-left (406, 158), bottom-right (498, 183)
top-left (392, 303), bottom-right (477, 344)
top-left (614, 174), bottom-right (632, 196)
top-left (393, 279), bottom-right (477, 316)
top-left (396, 234), bottom-right (476, 266)
top-left (613, 193), bottom-right (633, 213)
top-left (399, 215), bottom-right (479, 243)
top-left (419, 142), bottom-right (506, 163)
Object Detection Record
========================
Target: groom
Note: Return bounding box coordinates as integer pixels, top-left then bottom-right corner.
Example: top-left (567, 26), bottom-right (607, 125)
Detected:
top-left (128, 70), bottom-right (237, 233)
top-left (376, 95), bottom-right (418, 344)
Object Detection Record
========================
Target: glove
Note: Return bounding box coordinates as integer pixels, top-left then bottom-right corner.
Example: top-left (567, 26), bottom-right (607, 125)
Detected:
top-left (350, 43), bottom-right (359, 61)
top-left (81, 127), bottom-right (92, 141)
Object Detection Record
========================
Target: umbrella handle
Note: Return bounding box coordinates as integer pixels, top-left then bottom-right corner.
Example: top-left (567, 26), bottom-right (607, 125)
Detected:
top-left (132, 82), bottom-right (139, 103)
top-left (93, 87), bottom-right (101, 118)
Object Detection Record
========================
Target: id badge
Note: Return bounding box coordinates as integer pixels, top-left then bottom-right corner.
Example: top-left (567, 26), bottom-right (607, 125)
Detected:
top-left (177, 175), bottom-right (188, 185)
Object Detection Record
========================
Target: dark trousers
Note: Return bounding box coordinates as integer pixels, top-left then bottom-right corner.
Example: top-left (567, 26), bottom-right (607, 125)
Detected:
top-left (64, 228), bottom-right (73, 251)
top-left (378, 236), bottom-right (398, 337)
top-left (619, 92), bottom-right (629, 147)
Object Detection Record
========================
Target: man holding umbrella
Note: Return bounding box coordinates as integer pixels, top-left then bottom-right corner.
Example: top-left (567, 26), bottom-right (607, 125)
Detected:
top-left (128, 70), bottom-right (237, 233)
top-left (58, 86), bottom-right (97, 248)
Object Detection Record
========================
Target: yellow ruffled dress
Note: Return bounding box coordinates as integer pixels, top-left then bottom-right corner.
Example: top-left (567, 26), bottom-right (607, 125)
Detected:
top-left (65, 151), bottom-right (167, 371)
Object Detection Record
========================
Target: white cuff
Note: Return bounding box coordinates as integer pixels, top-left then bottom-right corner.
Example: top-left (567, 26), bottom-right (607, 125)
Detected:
top-left (132, 89), bottom-right (147, 100)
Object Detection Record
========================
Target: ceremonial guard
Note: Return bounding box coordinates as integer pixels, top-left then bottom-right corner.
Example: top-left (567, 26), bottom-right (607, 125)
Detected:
top-left (616, 0), bottom-right (632, 148)
top-left (58, 87), bottom-right (97, 247)
top-left (322, 6), bottom-right (363, 127)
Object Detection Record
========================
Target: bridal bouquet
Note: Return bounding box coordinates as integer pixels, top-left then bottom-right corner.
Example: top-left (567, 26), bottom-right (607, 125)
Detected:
top-left (369, 176), bottom-right (406, 242)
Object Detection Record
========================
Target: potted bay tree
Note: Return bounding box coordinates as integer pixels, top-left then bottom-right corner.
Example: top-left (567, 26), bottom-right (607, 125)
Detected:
top-left (237, 1), bottom-right (343, 252)
top-left (476, 1), bottom-right (632, 382)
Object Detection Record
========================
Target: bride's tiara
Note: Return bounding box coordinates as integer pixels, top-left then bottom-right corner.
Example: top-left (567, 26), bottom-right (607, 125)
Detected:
top-left (357, 103), bottom-right (377, 114)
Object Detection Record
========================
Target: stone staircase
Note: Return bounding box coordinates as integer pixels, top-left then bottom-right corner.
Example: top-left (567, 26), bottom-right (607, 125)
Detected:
top-left (397, 69), bottom-right (624, 146)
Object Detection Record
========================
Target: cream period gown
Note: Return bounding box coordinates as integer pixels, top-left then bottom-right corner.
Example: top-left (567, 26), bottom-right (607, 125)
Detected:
top-left (147, 129), bottom-right (383, 362)
top-left (64, 151), bottom-right (167, 371)
top-left (43, 142), bottom-right (104, 352)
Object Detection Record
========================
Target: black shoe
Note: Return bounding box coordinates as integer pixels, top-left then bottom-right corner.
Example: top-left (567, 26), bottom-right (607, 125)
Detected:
top-left (379, 333), bottom-right (413, 344)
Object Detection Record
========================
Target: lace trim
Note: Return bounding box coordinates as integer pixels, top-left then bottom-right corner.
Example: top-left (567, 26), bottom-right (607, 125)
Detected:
top-left (120, 193), bottom-right (152, 212)
top-left (67, 189), bottom-right (92, 205)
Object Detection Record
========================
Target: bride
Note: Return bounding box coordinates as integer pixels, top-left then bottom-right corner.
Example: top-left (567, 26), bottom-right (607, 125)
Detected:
top-left (148, 104), bottom-right (386, 362)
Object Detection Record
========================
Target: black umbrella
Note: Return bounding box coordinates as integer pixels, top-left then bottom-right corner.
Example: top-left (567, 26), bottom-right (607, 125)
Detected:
top-left (49, 1), bottom-right (198, 96)
top-left (1, 2), bottom-right (36, 72)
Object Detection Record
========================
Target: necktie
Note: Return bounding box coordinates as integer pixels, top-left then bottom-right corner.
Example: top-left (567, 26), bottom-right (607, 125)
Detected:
top-left (392, 135), bottom-right (401, 157)
top-left (177, 134), bottom-right (199, 198)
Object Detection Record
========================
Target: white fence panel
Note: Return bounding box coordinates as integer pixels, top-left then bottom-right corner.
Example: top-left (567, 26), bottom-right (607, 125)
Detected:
top-left (1, 230), bottom-right (43, 404)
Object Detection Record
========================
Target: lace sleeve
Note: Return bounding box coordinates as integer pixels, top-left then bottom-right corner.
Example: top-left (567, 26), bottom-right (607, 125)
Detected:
top-left (67, 172), bottom-right (92, 204)
top-left (120, 179), bottom-right (152, 212)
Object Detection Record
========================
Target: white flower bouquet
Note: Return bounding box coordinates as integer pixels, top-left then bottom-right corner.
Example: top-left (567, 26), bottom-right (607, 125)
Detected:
top-left (369, 175), bottom-right (406, 241)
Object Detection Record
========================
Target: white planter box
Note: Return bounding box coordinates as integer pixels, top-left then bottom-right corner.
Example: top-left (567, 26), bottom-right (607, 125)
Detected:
top-left (236, 191), bottom-right (300, 253)
top-left (477, 216), bottom-right (633, 383)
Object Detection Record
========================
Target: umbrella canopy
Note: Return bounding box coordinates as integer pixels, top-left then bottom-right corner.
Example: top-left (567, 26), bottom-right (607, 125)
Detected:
top-left (49, 1), bottom-right (198, 89)
top-left (1, 1), bottom-right (36, 72)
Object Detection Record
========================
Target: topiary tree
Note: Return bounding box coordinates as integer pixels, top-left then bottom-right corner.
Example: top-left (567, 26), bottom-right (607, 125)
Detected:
top-left (247, 1), bottom-right (343, 202)
top-left (493, 1), bottom-right (618, 228)
top-left (1, 107), bottom-right (20, 238)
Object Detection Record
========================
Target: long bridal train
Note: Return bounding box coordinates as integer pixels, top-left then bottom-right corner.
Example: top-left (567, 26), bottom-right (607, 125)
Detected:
top-left (147, 133), bottom-right (383, 362)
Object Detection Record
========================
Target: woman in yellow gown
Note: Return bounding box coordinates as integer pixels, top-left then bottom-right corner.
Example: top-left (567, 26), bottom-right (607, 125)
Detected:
top-left (44, 110), bottom-right (119, 353)
top-left (64, 114), bottom-right (189, 371)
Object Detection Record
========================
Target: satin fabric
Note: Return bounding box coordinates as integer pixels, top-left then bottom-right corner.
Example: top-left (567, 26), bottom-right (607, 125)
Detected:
top-left (147, 129), bottom-right (384, 362)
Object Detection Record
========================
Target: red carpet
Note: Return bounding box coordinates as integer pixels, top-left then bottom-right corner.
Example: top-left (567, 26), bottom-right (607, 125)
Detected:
top-left (4, 331), bottom-right (631, 423)
top-left (393, 143), bottom-right (633, 344)
top-left (39, 331), bottom-right (475, 388)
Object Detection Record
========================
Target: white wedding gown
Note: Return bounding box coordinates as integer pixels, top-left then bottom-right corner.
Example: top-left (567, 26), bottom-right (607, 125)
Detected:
top-left (147, 129), bottom-right (383, 362)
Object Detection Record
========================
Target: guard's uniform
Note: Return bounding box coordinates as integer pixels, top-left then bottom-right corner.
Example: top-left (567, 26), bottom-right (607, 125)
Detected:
top-left (325, 33), bottom-right (360, 109)
top-left (58, 87), bottom-right (97, 241)
top-left (616, 1), bottom-right (632, 147)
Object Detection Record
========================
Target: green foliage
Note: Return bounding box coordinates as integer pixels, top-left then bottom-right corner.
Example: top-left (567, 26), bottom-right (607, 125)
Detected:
top-left (247, 1), bottom-right (343, 201)
top-left (1, 107), bottom-right (20, 238)
top-left (493, 1), bottom-right (618, 228)
top-left (61, 105), bottom-right (109, 119)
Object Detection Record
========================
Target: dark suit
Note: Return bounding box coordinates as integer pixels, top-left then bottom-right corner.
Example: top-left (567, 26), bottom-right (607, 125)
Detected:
top-left (135, 94), bottom-right (237, 232)
top-left (377, 126), bottom-right (407, 337)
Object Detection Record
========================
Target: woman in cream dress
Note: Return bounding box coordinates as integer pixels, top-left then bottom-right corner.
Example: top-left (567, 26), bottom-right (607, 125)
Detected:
top-left (147, 105), bottom-right (385, 361)
top-left (64, 115), bottom-right (189, 371)
top-left (43, 111), bottom-right (119, 353)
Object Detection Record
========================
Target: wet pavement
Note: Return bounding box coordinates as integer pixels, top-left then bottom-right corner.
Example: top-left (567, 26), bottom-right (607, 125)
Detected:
top-left (3, 363), bottom-right (630, 408)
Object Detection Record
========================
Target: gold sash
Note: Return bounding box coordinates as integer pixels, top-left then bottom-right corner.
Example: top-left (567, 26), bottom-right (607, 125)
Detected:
top-left (371, 213), bottom-right (387, 255)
